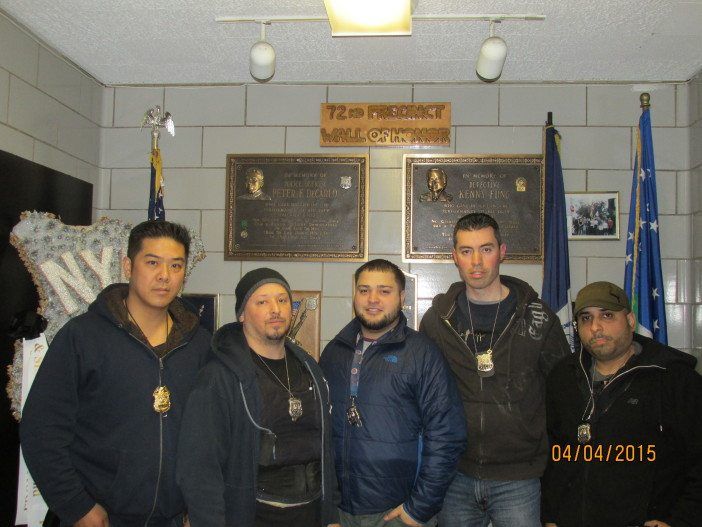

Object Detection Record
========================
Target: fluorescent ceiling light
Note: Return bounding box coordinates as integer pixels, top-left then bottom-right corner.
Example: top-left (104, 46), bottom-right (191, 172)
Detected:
top-left (323, 0), bottom-right (412, 36)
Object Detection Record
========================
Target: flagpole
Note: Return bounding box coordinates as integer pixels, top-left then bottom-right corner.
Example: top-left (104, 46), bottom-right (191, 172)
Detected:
top-left (624, 92), bottom-right (668, 343)
top-left (140, 106), bottom-right (175, 221)
top-left (629, 94), bottom-right (647, 319)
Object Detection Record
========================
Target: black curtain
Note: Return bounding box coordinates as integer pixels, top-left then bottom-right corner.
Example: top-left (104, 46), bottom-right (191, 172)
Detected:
top-left (0, 149), bottom-right (92, 525)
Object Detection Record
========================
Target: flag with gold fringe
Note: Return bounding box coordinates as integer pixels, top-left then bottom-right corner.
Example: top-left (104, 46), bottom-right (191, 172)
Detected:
top-left (148, 148), bottom-right (165, 220)
top-left (624, 94), bottom-right (667, 343)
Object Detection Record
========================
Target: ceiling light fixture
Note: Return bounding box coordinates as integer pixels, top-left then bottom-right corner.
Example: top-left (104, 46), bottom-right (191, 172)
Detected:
top-left (216, 12), bottom-right (543, 82)
top-left (475, 20), bottom-right (507, 83)
top-left (249, 21), bottom-right (275, 82)
top-left (323, 0), bottom-right (412, 36)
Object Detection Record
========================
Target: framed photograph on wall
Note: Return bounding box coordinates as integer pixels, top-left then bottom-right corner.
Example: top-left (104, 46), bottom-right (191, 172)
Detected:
top-left (565, 192), bottom-right (620, 240)
top-left (181, 293), bottom-right (220, 334)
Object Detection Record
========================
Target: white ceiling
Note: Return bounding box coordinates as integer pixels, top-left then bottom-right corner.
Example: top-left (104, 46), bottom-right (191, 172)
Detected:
top-left (1, 0), bottom-right (701, 86)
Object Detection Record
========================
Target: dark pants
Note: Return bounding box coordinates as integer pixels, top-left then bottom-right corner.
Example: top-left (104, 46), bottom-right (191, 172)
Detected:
top-left (254, 499), bottom-right (320, 527)
top-left (46, 510), bottom-right (185, 527)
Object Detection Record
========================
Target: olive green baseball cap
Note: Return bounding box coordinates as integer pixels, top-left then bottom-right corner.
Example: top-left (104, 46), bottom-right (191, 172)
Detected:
top-left (574, 281), bottom-right (630, 315)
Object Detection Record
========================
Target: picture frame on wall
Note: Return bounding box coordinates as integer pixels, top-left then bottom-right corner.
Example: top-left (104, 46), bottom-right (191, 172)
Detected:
top-left (288, 291), bottom-right (322, 361)
top-left (181, 293), bottom-right (220, 334)
top-left (565, 192), bottom-right (620, 240)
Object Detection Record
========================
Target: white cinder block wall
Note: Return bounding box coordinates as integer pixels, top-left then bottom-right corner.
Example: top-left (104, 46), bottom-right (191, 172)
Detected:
top-left (98, 82), bottom-right (700, 359)
top-left (0, 15), bottom-right (106, 214)
top-left (689, 74), bottom-right (702, 363)
top-left (1, 13), bottom-right (700, 364)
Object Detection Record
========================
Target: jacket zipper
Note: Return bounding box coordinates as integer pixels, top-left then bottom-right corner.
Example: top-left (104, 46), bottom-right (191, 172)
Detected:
top-left (578, 352), bottom-right (666, 420)
top-left (123, 330), bottom-right (188, 526)
top-left (305, 361), bottom-right (327, 502)
top-left (145, 357), bottom-right (166, 526)
top-left (441, 307), bottom-right (516, 474)
top-left (576, 354), bottom-right (665, 526)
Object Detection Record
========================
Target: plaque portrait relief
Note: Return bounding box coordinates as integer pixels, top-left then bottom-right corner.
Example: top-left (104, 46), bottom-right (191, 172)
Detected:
top-left (403, 154), bottom-right (544, 262)
top-left (419, 168), bottom-right (453, 203)
top-left (225, 154), bottom-right (369, 261)
top-left (237, 167), bottom-right (272, 201)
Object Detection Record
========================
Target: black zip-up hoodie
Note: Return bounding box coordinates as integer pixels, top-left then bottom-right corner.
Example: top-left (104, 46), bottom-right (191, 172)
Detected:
top-left (419, 275), bottom-right (571, 480)
top-left (176, 322), bottom-right (339, 527)
top-left (542, 334), bottom-right (702, 527)
top-left (20, 283), bottom-right (212, 526)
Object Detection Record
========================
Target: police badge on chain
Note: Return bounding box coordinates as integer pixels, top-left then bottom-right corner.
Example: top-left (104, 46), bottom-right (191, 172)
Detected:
top-left (288, 396), bottom-right (303, 421)
top-left (476, 350), bottom-right (495, 376)
top-left (153, 385), bottom-right (171, 413)
top-left (577, 423), bottom-right (592, 444)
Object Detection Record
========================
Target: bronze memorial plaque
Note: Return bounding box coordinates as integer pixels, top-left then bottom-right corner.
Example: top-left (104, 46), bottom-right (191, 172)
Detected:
top-left (225, 154), bottom-right (368, 261)
top-left (403, 154), bottom-right (544, 262)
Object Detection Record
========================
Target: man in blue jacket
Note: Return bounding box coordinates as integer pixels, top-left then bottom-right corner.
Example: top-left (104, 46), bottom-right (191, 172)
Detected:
top-left (320, 259), bottom-right (466, 527)
top-left (20, 220), bottom-right (212, 527)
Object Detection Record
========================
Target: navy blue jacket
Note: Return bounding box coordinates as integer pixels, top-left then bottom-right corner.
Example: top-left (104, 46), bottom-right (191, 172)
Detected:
top-left (320, 314), bottom-right (466, 523)
top-left (176, 323), bottom-right (339, 527)
top-left (20, 284), bottom-right (212, 526)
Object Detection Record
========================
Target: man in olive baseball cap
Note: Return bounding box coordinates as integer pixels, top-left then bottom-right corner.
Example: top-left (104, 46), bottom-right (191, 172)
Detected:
top-left (542, 281), bottom-right (702, 527)
top-left (573, 281), bottom-right (630, 316)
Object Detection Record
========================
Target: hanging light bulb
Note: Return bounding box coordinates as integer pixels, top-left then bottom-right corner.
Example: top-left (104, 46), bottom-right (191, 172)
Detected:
top-left (250, 22), bottom-right (275, 82)
top-left (475, 20), bottom-right (507, 82)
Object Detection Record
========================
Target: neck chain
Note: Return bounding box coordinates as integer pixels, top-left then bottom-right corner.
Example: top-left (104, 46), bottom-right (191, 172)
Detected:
top-left (123, 299), bottom-right (172, 414)
top-left (466, 292), bottom-right (502, 376)
top-left (255, 350), bottom-right (303, 422)
top-left (123, 299), bottom-right (170, 347)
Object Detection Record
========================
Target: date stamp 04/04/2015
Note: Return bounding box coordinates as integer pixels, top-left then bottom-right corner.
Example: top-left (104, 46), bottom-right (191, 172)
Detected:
top-left (551, 444), bottom-right (656, 463)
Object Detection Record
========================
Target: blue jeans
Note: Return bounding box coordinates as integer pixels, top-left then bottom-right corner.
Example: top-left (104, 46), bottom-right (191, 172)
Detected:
top-left (438, 473), bottom-right (541, 527)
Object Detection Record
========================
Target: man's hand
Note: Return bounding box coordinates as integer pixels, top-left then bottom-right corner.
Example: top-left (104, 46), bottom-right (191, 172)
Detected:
top-left (326, 524), bottom-right (341, 527)
top-left (383, 505), bottom-right (422, 526)
top-left (644, 521), bottom-right (671, 527)
top-left (74, 504), bottom-right (109, 527)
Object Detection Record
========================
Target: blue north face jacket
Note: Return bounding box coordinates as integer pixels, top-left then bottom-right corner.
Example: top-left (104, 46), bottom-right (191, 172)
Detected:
top-left (320, 314), bottom-right (466, 523)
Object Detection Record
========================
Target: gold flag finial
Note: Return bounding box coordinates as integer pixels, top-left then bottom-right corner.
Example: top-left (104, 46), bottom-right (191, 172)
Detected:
top-left (640, 93), bottom-right (651, 109)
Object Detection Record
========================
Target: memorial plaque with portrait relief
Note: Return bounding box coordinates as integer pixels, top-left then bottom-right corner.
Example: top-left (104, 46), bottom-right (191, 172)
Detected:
top-left (403, 154), bottom-right (544, 262)
top-left (225, 154), bottom-right (368, 261)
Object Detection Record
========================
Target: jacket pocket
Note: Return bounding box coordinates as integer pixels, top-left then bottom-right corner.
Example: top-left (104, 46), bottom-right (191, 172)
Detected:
top-left (102, 449), bottom-right (158, 514)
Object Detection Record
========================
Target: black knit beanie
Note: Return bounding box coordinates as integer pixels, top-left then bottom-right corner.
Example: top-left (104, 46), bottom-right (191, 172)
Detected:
top-left (235, 268), bottom-right (292, 318)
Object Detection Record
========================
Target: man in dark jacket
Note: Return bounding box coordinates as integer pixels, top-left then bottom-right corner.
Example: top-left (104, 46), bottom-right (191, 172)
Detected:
top-left (177, 268), bottom-right (339, 527)
top-left (543, 281), bottom-right (702, 527)
top-left (420, 213), bottom-right (570, 527)
top-left (320, 259), bottom-right (466, 527)
top-left (20, 220), bottom-right (212, 527)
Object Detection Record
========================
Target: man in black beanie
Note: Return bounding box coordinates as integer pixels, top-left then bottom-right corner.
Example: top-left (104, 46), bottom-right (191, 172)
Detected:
top-left (177, 268), bottom-right (339, 527)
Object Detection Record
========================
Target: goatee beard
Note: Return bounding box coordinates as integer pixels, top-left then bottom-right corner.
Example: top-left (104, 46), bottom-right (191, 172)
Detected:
top-left (358, 308), bottom-right (401, 332)
top-left (265, 322), bottom-right (290, 341)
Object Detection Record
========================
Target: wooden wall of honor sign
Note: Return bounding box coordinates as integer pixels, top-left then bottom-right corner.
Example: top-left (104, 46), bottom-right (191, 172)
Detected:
top-left (320, 102), bottom-right (451, 147)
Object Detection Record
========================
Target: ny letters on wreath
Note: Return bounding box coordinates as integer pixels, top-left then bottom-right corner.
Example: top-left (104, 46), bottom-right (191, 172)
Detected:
top-left (7, 212), bottom-right (205, 419)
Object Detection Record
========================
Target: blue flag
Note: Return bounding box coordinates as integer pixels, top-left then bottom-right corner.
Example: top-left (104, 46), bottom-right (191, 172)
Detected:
top-left (148, 147), bottom-right (165, 220)
top-left (624, 103), bottom-right (667, 343)
top-left (542, 124), bottom-right (574, 351)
